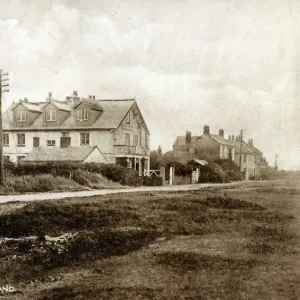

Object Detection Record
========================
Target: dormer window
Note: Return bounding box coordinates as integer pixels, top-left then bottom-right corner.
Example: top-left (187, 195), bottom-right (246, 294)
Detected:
top-left (77, 109), bottom-right (88, 121)
top-left (17, 111), bottom-right (27, 122)
top-left (46, 110), bottom-right (56, 121)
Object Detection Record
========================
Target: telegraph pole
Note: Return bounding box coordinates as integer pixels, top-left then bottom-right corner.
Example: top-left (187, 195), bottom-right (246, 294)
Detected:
top-left (239, 129), bottom-right (243, 172)
top-left (0, 70), bottom-right (9, 185)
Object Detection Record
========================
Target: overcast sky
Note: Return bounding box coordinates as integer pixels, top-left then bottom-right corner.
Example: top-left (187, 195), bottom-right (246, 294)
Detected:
top-left (1, 0), bottom-right (299, 170)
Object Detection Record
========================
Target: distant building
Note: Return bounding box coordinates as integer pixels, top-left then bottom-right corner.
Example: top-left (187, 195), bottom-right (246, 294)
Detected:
top-left (173, 126), bottom-right (236, 161)
top-left (173, 125), bottom-right (268, 180)
top-left (3, 91), bottom-right (150, 174)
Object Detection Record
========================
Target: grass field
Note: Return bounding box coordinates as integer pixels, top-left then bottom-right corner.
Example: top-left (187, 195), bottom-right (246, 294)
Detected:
top-left (0, 180), bottom-right (299, 299)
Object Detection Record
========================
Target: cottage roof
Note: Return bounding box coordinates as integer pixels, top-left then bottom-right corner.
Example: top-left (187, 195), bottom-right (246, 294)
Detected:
top-left (187, 159), bottom-right (208, 166)
top-left (246, 143), bottom-right (262, 154)
top-left (173, 136), bottom-right (200, 146)
top-left (23, 146), bottom-right (105, 162)
top-left (74, 98), bottom-right (103, 111)
top-left (3, 98), bottom-right (148, 133)
top-left (16, 101), bottom-right (43, 112)
top-left (208, 134), bottom-right (235, 147)
top-left (234, 141), bottom-right (254, 154)
top-left (93, 99), bottom-right (135, 129)
top-left (49, 100), bottom-right (72, 112)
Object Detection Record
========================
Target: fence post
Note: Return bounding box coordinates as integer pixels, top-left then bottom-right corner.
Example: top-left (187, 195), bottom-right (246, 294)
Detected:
top-left (160, 165), bottom-right (165, 185)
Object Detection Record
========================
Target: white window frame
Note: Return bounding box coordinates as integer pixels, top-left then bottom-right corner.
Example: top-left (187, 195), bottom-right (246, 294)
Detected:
top-left (80, 133), bottom-right (90, 145)
top-left (17, 111), bottom-right (27, 122)
top-left (83, 109), bottom-right (88, 120)
top-left (47, 140), bottom-right (56, 146)
top-left (46, 110), bottom-right (56, 121)
top-left (3, 134), bottom-right (9, 146)
top-left (17, 133), bottom-right (25, 146)
top-left (77, 109), bottom-right (88, 121)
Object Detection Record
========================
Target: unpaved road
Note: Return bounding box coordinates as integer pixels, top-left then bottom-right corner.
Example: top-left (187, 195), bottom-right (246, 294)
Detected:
top-left (0, 181), bottom-right (263, 203)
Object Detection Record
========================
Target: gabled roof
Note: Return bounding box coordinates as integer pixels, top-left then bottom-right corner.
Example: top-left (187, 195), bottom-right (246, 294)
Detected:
top-left (74, 99), bottom-right (103, 111)
top-left (188, 159), bottom-right (208, 166)
top-left (246, 143), bottom-right (262, 154)
top-left (13, 101), bottom-right (43, 113)
top-left (48, 100), bottom-right (72, 112)
top-left (92, 99), bottom-right (135, 129)
top-left (173, 136), bottom-right (201, 146)
top-left (234, 141), bottom-right (254, 154)
top-left (208, 134), bottom-right (236, 147)
top-left (3, 98), bottom-right (148, 132)
top-left (23, 146), bottom-right (106, 162)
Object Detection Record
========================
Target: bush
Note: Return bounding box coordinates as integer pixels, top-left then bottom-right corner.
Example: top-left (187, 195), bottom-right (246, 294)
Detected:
top-left (199, 162), bottom-right (228, 183)
top-left (99, 164), bottom-right (142, 186)
top-left (215, 159), bottom-right (242, 181)
top-left (5, 161), bottom-right (144, 187)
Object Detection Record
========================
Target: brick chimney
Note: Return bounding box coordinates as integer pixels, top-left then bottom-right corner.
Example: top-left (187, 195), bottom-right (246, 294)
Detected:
top-left (219, 129), bottom-right (224, 137)
top-left (203, 125), bottom-right (210, 135)
top-left (66, 90), bottom-right (81, 106)
top-left (185, 131), bottom-right (192, 144)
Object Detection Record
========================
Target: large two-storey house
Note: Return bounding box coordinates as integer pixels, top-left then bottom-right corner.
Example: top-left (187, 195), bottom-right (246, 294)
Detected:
top-left (3, 91), bottom-right (150, 174)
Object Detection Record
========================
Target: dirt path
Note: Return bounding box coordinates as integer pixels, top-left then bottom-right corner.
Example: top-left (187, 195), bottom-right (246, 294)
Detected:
top-left (0, 180), bottom-right (262, 203)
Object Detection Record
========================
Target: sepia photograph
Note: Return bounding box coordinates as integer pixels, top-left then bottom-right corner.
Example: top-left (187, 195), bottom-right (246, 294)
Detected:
top-left (0, 0), bottom-right (299, 299)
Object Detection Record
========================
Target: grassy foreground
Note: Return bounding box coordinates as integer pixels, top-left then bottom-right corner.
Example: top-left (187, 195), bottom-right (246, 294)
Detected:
top-left (0, 180), bottom-right (299, 299)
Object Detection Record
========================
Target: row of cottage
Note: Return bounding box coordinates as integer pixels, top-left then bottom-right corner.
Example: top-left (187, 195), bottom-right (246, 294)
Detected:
top-left (172, 125), bottom-right (268, 180)
top-left (2, 91), bottom-right (268, 180)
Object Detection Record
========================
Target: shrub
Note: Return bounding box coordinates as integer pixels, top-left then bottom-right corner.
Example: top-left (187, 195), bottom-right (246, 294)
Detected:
top-left (99, 164), bottom-right (142, 186)
top-left (199, 162), bottom-right (228, 183)
top-left (215, 159), bottom-right (242, 181)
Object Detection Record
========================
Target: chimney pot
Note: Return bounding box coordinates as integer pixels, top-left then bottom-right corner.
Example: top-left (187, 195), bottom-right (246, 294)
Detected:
top-left (73, 90), bottom-right (78, 97)
top-left (219, 129), bottom-right (224, 137)
top-left (203, 125), bottom-right (210, 135)
top-left (186, 131), bottom-right (192, 144)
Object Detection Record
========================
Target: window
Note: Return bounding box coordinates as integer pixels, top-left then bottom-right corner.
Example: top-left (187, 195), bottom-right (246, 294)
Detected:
top-left (3, 134), bottom-right (9, 146)
top-left (46, 110), bottom-right (56, 121)
top-left (17, 133), bottom-right (25, 146)
top-left (77, 109), bottom-right (88, 121)
top-left (125, 112), bottom-right (130, 123)
top-left (145, 134), bottom-right (149, 148)
top-left (33, 137), bottom-right (40, 147)
top-left (133, 135), bottom-right (139, 146)
top-left (80, 133), bottom-right (90, 145)
top-left (125, 133), bottom-right (130, 146)
top-left (4, 156), bottom-right (10, 162)
top-left (47, 140), bottom-right (55, 146)
top-left (17, 156), bottom-right (25, 163)
top-left (17, 111), bottom-right (26, 122)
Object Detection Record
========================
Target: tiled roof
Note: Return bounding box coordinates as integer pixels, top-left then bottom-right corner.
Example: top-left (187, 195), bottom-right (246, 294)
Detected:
top-left (209, 134), bottom-right (235, 147)
top-left (75, 99), bottom-right (103, 111)
top-left (234, 141), bottom-right (254, 154)
top-left (3, 99), bottom-right (139, 131)
top-left (188, 159), bottom-right (208, 166)
top-left (23, 146), bottom-right (105, 162)
top-left (18, 101), bottom-right (43, 112)
top-left (50, 100), bottom-right (72, 112)
top-left (173, 136), bottom-right (200, 146)
top-left (93, 99), bottom-right (135, 129)
top-left (246, 143), bottom-right (262, 154)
